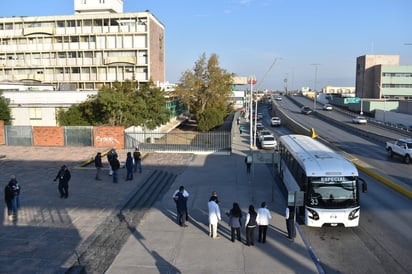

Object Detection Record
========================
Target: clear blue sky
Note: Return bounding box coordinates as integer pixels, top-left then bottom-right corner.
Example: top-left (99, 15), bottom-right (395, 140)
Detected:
top-left (2, 0), bottom-right (412, 91)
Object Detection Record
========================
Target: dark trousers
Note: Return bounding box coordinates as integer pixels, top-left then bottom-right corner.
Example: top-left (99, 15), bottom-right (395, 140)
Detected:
top-left (177, 208), bottom-right (187, 226)
top-left (246, 226), bottom-right (255, 245)
top-left (246, 164), bottom-right (251, 173)
top-left (58, 182), bottom-right (68, 198)
top-left (126, 168), bottom-right (133, 180)
top-left (231, 227), bottom-right (241, 241)
top-left (258, 225), bottom-right (268, 243)
top-left (286, 219), bottom-right (295, 238)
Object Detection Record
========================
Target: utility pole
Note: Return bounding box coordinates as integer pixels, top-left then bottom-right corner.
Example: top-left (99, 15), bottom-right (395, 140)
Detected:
top-left (310, 63), bottom-right (320, 109)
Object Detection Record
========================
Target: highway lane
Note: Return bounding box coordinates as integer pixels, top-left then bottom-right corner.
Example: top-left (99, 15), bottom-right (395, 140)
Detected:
top-left (258, 100), bottom-right (412, 273)
top-left (273, 96), bottom-right (412, 189)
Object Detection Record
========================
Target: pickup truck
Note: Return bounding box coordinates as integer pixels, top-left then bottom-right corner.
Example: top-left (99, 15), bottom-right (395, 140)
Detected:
top-left (386, 139), bottom-right (412, 164)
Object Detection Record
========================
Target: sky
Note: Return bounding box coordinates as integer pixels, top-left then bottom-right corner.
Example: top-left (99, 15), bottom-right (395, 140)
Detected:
top-left (1, 0), bottom-right (412, 91)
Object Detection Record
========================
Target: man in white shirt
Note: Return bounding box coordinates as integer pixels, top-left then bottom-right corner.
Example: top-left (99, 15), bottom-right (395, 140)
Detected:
top-left (257, 202), bottom-right (272, 243)
top-left (208, 196), bottom-right (221, 239)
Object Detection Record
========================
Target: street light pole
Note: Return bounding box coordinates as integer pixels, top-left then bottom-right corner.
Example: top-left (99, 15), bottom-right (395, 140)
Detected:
top-left (248, 75), bottom-right (256, 150)
top-left (310, 63), bottom-right (320, 109)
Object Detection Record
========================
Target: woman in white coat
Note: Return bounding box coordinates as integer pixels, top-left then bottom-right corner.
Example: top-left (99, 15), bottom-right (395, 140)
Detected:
top-left (208, 196), bottom-right (221, 238)
top-left (257, 202), bottom-right (272, 243)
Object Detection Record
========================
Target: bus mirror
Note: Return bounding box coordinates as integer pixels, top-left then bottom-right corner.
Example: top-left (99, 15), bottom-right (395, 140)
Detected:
top-left (362, 182), bottom-right (367, 193)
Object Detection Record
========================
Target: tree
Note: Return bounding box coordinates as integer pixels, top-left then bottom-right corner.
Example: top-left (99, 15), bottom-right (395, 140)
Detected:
top-left (175, 53), bottom-right (233, 131)
top-left (0, 92), bottom-right (12, 124)
top-left (57, 80), bottom-right (170, 129)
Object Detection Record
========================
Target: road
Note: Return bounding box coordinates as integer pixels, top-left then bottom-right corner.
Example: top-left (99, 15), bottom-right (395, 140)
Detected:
top-left (256, 97), bottom-right (412, 273)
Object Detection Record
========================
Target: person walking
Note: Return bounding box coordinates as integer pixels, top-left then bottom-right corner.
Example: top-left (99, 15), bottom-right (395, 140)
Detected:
top-left (173, 186), bottom-right (189, 222)
top-left (4, 175), bottom-right (21, 221)
top-left (94, 152), bottom-right (103, 181)
top-left (226, 202), bottom-right (242, 242)
top-left (173, 186), bottom-right (188, 227)
top-left (107, 148), bottom-right (117, 176)
top-left (257, 202), bottom-right (272, 243)
top-left (208, 196), bottom-right (221, 239)
top-left (239, 125), bottom-right (244, 134)
top-left (54, 165), bottom-right (71, 198)
top-left (285, 205), bottom-right (295, 240)
top-left (133, 147), bottom-right (142, 173)
top-left (110, 155), bottom-right (120, 183)
top-left (245, 204), bottom-right (257, 246)
top-left (125, 152), bottom-right (134, 181)
top-left (245, 155), bottom-right (252, 173)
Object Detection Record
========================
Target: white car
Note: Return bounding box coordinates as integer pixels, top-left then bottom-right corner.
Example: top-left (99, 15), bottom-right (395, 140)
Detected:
top-left (271, 116), bottom-right (281, 126)
top-left (260, 136), bottom-right (277, 149)
top-left (274, 96), bottom-right (282, 101)
top-left (258, 130), bottom-right (274, 143)
top-left (323, 104), bottom-right (333, 111)
top-left (352, 116), bottom-right (367, 124)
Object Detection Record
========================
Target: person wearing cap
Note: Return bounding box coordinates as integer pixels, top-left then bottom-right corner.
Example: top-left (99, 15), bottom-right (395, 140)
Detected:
top-left (133, 146), bottom-right (142, 173)
top-left (54, 165), bottom-right (71, 198)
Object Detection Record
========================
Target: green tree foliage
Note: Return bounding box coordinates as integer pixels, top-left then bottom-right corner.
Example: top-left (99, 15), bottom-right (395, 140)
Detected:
top-left (58, 80), bottom-right (170, 128)
top-left (0, 92), bottom-right (12, 124)
top-left (175, 53), bottom-right (233, 131)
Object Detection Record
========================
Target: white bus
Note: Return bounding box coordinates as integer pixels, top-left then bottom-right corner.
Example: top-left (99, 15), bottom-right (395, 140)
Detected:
top-left (278, 134), bottom-right (367, 227)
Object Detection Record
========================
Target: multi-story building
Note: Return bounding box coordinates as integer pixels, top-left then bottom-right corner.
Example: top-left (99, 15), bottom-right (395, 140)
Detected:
top-left (0, 0), bottom-right (165, 90)
top-left (355, 55), bottom-right (412, 100)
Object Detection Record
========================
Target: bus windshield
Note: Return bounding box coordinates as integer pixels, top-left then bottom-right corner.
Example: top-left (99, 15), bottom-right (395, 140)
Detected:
top-left (307, 177), bottom-right (359, 209)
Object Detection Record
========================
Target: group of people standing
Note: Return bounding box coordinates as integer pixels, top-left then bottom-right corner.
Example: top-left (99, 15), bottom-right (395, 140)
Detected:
top-left (95, 147), bottom-right (142, 183)
top-left (172, 186), bottom-right (277, 245)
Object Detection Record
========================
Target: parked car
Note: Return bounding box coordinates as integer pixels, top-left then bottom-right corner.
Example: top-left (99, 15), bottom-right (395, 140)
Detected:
top-left (301, 106), bottom-right (313, 115)
top-left (260, 136), bottom-right (277, 149)
top-left (352, 116), bottom-right (367, 124)
top-left (274, 96), bottom-right (282, 101)
top-left (271, 116), bottom-right (281, 126)
top-left (323, 104), bottom-right (333, 111)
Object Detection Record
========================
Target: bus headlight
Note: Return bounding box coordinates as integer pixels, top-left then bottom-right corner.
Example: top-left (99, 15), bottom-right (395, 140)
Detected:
top-left (348, 208), bottom-right (359, 220)
top-left (307, 208), bottom-right (319, 220)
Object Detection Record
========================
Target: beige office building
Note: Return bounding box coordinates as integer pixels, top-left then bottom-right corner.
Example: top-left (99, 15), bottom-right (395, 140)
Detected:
top-left (0, 0), bottom-right (165, 90)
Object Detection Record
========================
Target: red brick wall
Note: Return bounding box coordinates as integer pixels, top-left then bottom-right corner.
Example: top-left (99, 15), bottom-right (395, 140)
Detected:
top-left (0, 120), bottom-right (4, 145)
top-left (33, 126), bottom-right (64, 146)
top-left (93, 126), bottom-right (124, 150)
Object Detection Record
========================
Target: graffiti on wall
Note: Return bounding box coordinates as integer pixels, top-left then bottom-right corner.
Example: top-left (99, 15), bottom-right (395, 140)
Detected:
top-left (95, 135), bottom-right (120, 145)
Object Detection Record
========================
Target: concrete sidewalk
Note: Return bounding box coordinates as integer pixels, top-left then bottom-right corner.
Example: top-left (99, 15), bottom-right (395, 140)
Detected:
top-left (105, 126), bottom-right (319, 273)
top-left (0, 120), bottom-right (319, 274)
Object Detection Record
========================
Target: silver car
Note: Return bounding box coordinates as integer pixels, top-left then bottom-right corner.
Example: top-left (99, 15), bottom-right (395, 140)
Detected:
top-left (352, 116), bottom-right (367, 124)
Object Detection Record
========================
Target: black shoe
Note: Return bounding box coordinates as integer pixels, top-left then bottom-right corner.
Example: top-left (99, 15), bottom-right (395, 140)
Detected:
top-left (64, 196), bottom-right (68, 199)
top-left (60, 195), bottom-right (64, 198)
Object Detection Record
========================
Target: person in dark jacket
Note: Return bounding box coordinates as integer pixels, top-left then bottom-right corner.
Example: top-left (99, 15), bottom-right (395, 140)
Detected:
top-left (110, 155), bottom-right (120, 183)
top-left (226, 202), bottom-right (242, 242)
top-left (173, 186), bottom-right (188, 227)
top-left (4, 175), bottom-right (20, 220)
top-left (133, 147), bottom-right (142, 173)
top-left (94, 152), bottom-right (103, 181)
top-left (125, 152), bottom-right (134, 181)
top-left (245, 204), bottom-right (257, 246)
top-left (107, 148), bottom-right (118, 176)
top-left (54, 165), bottom-right (71, 198)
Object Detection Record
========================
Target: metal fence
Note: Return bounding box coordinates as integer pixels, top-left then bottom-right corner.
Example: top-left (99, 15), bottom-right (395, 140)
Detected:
top-left (3, 125), bottom-right (233, 154)
top-left (64, 126), bottom-right (93, 146)
top-left (4, 125), bottom-right (33, 146)
top-left (125, 131), bottom-right (231, 154)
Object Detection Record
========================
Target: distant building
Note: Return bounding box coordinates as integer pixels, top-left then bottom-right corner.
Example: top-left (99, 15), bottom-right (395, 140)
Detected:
top-left (355, 55), bottom-right (412, 100)
top-left (0, 0), bottom-right (165, 90)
